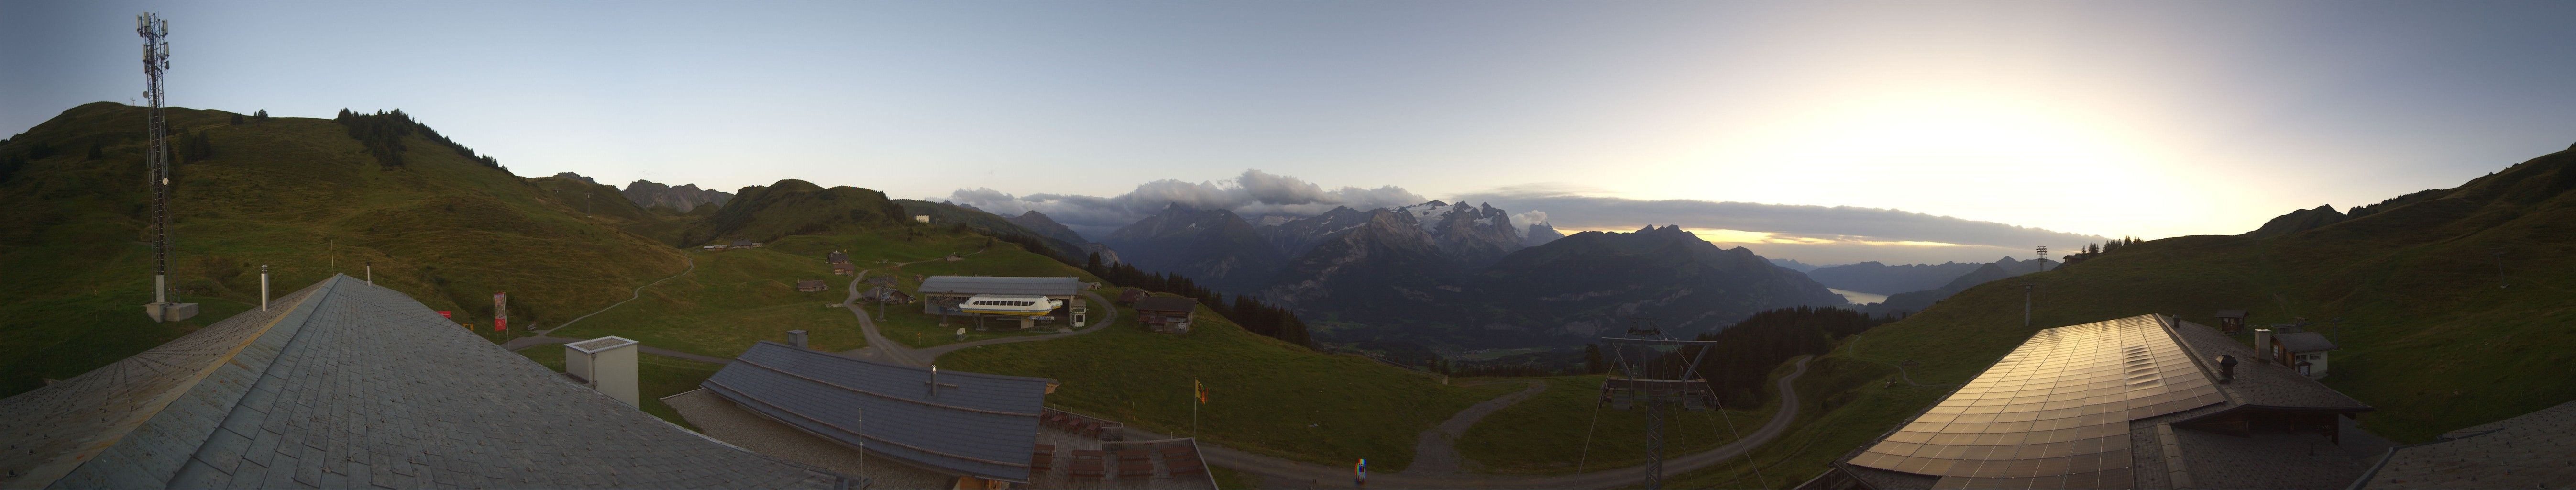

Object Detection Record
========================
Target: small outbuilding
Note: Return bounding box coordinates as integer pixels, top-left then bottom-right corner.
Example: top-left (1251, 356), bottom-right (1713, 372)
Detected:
top-left (826, 250), bottom-right (849, 263)
top-left (730, 239), bottom-right (758, 249)
top-left (1132, 296), bottom-right (1198, 334)
top-left (2271, 331), bottom-right (2338, 378)
top-left (859, 286), bottom-right (913, 303)
top-left (1115, 288), bottom-right (1147, 306)
top-left (796, 279), bottom-right (828, 292)
top-left (2214, 309), bottom-right (2248, 334)
top-left (832, 262), bottom-right (857, 275)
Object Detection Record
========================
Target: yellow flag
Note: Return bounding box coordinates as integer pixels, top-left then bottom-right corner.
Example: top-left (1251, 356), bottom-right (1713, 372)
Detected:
top-left (1195, 379), bottom-right (1208, 403)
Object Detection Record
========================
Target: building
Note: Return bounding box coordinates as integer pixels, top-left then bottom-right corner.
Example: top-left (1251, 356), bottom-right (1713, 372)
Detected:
top-left (731, 239), bottom-right (759, 249)
top-left (2353, 399), bottom-right (2576, 488)
top-left (796, 279), bottom-right (828, 292)
top-left (826, 250), bottom-right (848, 263)
top-left (831, 262), bottom-right (857, 275)
top-left (859, 286), bottom-right (913, 303)
top-left (2214, 309), bottom-right (2248, 334)
top-left (704, 342), bottom-right (1055, 488)
top-left (1801, 314), bottom-right (2373, 490)
top-left (1132, 296), bottom-right (1198, 334)
top-left (1115, 288), bottom-right (1147, 305)
top-left (0, 275), bottom-right (859, 489)
top-left (918, 276), bottom-right (1080, 316)
top-left (2271, 331), bottom-right (2338, 378)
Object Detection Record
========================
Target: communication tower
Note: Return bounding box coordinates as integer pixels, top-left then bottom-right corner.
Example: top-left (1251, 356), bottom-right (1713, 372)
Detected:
top-left (138, 12), bottom-right (197, 322)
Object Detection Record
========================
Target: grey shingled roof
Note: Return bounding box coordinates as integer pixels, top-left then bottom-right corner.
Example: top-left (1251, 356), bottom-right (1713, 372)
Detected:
top-left (916, 276), bottom-right (1080, 297)
top-left (0, 275), bottom-right (855, 489)
top-left (2357, 399), bottom-right (2576, 489)
top-left (2167, 320), bottom-right (2369, 410)
top-left (1132, 296), bottom-right (1199, 313)
top-left (2274, 331), bottom-right (2338, 353)
top-left (703, 342), bottom-right (1053, 483)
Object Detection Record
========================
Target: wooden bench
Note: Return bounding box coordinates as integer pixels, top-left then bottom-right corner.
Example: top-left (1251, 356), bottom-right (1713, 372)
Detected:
top-left (1115, 449), bottom-right (1154, 479)
top-left (1069, 450), bottom-right (1107, 480)
top-left (1032, 444), bottom-right (1056, 472)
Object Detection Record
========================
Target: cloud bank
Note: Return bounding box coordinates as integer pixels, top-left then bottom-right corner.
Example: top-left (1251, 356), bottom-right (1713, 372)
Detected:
top-left (941, 169), bottom-right (1426, 240)
top-left (942, 171), bottom-right (2107, 264)
top-left (1452, 189), bottom-right (2108, 250)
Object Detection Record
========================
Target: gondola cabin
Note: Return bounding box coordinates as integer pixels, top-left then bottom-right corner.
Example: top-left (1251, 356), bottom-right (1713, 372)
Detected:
top-left (958, 295), bottom-right (1064, 316)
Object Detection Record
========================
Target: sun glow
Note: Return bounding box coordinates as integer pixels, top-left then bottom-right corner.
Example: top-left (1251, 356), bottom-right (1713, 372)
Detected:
top-left (1637, 89), bottom-right (2213, 239)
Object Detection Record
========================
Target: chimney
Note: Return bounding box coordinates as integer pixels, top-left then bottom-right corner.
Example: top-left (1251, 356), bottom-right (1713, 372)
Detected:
top-left (565, 336), bottom-right (640, 407)
top-left (2216, 355), bottom-right (2237, 383)
top-left (2253, 328), bottom-right (2274, 363)
top-left (788, 329), bottom-right (808, 349)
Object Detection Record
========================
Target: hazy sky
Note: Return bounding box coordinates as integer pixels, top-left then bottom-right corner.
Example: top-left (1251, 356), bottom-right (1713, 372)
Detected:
top-left (7, 1), bottom-right (2573, 261)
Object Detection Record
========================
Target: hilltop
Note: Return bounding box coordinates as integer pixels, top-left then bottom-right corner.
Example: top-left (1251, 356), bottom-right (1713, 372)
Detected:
top-left (1677, 142), bottom-right (2576, 486)
top-left (0, 102), bottom-right (689, 397)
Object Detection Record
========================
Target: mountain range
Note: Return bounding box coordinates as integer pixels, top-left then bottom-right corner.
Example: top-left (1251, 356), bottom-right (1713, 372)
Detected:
top-left (1804, 260), bottom-right (1987, 295)
top-left (1095, 200), bottom-right (1846, 348)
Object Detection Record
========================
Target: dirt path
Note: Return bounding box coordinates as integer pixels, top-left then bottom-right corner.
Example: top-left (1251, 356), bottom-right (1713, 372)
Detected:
top-left (501, 253), bottom-right (697, 352)
top-left (1399, 379), bottom-right (1548, 475)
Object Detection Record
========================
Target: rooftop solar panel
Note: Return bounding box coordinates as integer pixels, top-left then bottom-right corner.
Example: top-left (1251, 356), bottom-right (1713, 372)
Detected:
top-left (1852, 315), bottom-right (2226, 489)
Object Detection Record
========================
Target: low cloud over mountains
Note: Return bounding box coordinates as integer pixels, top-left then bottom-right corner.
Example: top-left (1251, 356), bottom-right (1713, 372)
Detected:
top-left (940, 170), bottom-right (2104, 264)
top-left (942, 169), bottom-right (1425, 239)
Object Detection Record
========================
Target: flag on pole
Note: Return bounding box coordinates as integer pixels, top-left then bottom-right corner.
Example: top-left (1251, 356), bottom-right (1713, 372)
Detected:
top-left (1195, 379), bottom-right (1208, 403)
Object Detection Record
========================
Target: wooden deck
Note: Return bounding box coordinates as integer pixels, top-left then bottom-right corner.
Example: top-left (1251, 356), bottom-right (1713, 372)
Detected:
top-left (1025, 409), bottom-right (1216, 490)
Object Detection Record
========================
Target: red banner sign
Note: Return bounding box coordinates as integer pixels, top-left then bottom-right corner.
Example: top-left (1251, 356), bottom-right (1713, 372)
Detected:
top-left (494, 292), bottom-right (508, 331)
top-left (437, 310), bottom-right (452, 319)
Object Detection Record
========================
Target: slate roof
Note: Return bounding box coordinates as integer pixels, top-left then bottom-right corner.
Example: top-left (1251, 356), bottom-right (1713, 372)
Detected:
top-left (1132, 296), bottom-right (1199, 313)
top-left (916, 276), bottom-right (1081, 297)
top-left (2274, 332), bottom-right (2338, 353)
top-left (702, 342), bottom-right (1054, 483)
top-left (2356, 399), bottom-right (2576, 489)
top-left (1812, 315), bottom-right (2373, 490)
top-left (0, 275), bottom-right (855, 489)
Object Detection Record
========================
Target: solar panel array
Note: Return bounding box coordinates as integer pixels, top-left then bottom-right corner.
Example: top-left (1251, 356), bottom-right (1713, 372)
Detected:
top-left (1850, 315), bottom-right (2227, 489)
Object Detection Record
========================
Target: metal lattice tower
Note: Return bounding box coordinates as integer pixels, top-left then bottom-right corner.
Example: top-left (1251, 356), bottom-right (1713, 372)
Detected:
top-left (140, 12), bottom-right (174, 306)
top-left (1599, 317), bottom-right (1720, 490)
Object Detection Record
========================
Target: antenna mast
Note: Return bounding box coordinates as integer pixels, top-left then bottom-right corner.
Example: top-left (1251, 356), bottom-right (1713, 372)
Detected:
top-left (138, 12), bottom-right (196, 322)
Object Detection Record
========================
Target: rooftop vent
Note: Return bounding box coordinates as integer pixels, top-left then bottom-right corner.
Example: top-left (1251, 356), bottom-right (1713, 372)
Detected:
top-left (2216, 355), bottom-right (2238, 383)
top-left (565, 336), bottom-right (640, 407)
top-left (788, 329), bottom-right (808, 349)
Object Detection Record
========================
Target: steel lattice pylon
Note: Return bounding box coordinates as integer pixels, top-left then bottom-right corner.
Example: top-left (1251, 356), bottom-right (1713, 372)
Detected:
top-left (139, 12), bottom-right (174, 308)
top-left (1597, 317), bottom-right (1721, 490)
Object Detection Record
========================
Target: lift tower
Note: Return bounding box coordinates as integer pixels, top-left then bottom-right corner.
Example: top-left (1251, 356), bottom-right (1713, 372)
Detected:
top-left (138, 12), bottom-right (197, 322)
top-left (1598, 317), bottom-right (1721, 489)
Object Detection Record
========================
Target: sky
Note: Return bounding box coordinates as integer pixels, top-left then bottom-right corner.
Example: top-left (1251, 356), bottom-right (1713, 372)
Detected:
top-left (7, 1), bottom-right (2573, 264)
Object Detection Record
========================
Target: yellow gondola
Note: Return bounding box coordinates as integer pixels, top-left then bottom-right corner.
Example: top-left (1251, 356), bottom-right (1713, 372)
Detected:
top-left (958, 294), bottom-right (1063, 316)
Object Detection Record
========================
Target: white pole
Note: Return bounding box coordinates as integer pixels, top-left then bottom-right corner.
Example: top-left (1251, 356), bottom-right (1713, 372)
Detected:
top-left (260, 265), bottom-right (269, 311)
top-left (366, 264), bottom-right (372, 285)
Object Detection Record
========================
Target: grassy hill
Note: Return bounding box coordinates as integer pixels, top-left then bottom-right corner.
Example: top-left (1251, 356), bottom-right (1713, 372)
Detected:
top-left (0, 103), bottom-right (692, 397)
top-left (1668, 144), bottom-right (2576, 486)
top-left (678, 178), bottom-right (910, 246)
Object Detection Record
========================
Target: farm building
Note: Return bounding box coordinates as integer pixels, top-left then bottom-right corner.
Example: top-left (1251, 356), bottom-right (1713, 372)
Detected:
top-left (1803, 314), bottom-right (2373, 490)
top-left (1115, 288), bottom-right (1147, 305)
top-left (2214, 309), bottom-right (2247, 334)
top-left (0, 275), bottom-right (859, 489)
top-left (731, 239), bottom-right (761, 249)
top-left (2271, 331), bottom-right (2338, 378)
top-left (826, 250), bottom-right (848, 263)
top-left (1132, 296), bottom-right (1198, 334)
top-left (832, 262), bottom-right (857, 275)
top-left (796, 279), bottom-right (828, 292)
top-left (859, 286), bottom-right (913, 303)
